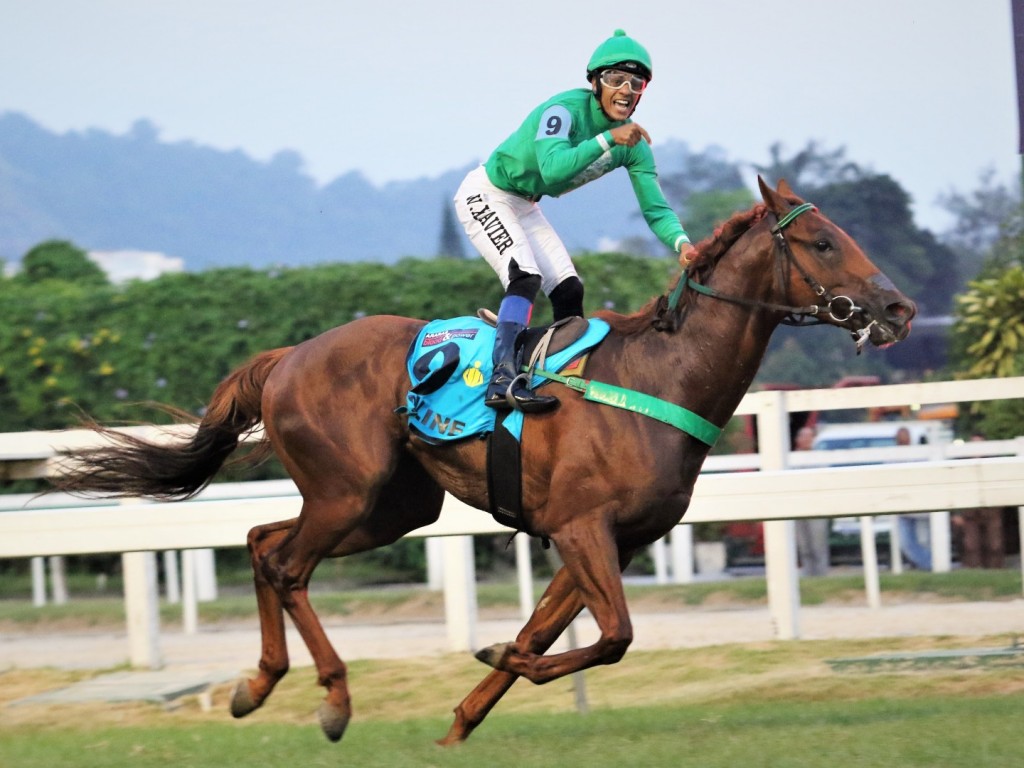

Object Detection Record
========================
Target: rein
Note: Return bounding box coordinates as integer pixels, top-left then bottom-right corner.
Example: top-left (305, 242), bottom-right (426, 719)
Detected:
top-left (664, 202), bottom-right (865, 327)
top-left (522, 201), bottom-right (872, 443)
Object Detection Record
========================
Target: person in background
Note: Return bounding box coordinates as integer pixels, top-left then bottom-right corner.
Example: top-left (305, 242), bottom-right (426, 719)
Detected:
top-left (455, 29), bottom-right (693, 413)
top-left (895, 426), bottom-right (932, 570)
top-left (958, 435), bottom-right (1006, 568)
top-left (793, 425), bottom-right (830, 576)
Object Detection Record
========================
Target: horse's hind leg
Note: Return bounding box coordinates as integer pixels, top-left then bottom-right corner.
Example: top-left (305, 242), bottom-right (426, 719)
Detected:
top-left (254, 504), bottom-right (362, 741)
top-left (250, 458), bottom-right (444, 741)
top-left (230, 518), bottom-right (297, 719)
top-left (439, 563), bottom-right (585, 745)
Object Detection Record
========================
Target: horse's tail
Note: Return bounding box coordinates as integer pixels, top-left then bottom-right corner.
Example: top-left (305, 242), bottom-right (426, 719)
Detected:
top-left (53, 347), bottom-right (293, 500)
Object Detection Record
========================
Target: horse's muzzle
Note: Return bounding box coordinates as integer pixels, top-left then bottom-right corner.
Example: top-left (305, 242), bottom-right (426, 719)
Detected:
top-left (863, 273), bottom-right (917, 345)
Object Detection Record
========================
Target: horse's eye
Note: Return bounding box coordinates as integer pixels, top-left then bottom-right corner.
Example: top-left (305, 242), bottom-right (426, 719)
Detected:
top-left (814, 239), bottom-right (833, 253)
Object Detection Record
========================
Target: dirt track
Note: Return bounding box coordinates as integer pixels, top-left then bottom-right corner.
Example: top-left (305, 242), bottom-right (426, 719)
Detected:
top-left (3, 599), bottom-right (1022, 673)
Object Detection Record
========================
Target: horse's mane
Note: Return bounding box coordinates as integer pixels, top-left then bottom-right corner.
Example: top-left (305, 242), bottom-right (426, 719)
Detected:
top-left (595, 203), bottom-right (770, 335)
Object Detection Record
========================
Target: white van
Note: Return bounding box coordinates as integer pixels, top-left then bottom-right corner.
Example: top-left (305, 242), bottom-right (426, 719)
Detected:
top-left (812, 420), bottom-right (951, 450)
top-left (811, 419), bottom-right (953, 561)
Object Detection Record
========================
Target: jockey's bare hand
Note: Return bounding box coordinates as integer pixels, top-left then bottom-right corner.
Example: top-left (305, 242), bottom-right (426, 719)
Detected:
top-left (609, 123), bottom-right (651, 147)
top-left (678, 242), bottom-right (696, 268)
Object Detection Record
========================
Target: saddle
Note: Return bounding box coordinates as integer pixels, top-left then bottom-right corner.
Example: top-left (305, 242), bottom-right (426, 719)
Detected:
top-left (475, 309), bottom-right (590, 371)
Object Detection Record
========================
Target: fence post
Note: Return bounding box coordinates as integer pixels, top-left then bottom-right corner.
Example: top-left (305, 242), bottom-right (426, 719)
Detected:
top-left (670, 525), bottom-right (694, 584)
top-left (163, 550), bottom-right (181, 604)
top-left (1017, 439), bottom-right (1024, 596)
top-left (31, 556), bottom-right (46, 607)
top-left (49, 556), bottom-right (68, 605)
top-left (888, 515), bottom-right (903, 575)
top-left (859, 516), bottom-right (882, 609)
top-left (181, 549), bottom-right (199, 635)
top-left (757, 390), bottom-right (801, 640)
top-left (193, 548), bottom-right (218, 601)
top-left (442, 535), bottom-right (478, 652)
top-left (651, 538), bottom-right (669, 585)
top-left (929, 511), bottom-right (952, 572)
top-left (426, 537), bottom-right (444, 591)
top-left (122, 550), bottom-right (162, 669)
top-left (928, 443), bottom-right (952, 573)
top-left (515, 534), bottom-right (534, 621)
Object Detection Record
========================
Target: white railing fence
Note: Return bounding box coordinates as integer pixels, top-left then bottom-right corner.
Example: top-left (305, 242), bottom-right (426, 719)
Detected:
top-left (1, 377), bottom-right (1023, 669)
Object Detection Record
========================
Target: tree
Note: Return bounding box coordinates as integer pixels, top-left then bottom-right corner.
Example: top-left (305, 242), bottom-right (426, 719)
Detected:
top-left (948, 208), bottom-right (1024, 438)
top-left (938, 169), bottom-right (1021, 284)
top-left (752, 142), bottom-right (963, 316)
top-left (753, 141), bottom-right (863, 189)
top-left (17, 240), bottom-right (109, 286)
top-left (436, 199), bottom-right (467, 259)
top-left (954, 266), bottom-right (1024, 379)
top-left (813, 175), bottom-right (959, 316)
top-left (658, 145), bottom-right (748, 239)
top-left (683, 188), bottom-right (755, 244)
top-left (660, 144), bottom-right (746, 203)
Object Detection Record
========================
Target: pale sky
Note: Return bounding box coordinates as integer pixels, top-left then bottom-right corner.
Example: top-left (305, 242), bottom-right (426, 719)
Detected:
top-left (1, 0), bottom-right (1018, 232)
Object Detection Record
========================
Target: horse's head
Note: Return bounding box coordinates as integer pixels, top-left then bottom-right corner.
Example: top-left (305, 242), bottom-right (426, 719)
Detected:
top-left (756, 176), bottom-right (916, 348)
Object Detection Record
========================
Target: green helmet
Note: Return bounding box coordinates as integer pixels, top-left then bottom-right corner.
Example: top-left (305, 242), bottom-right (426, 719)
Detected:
top-left (586, 29), bottom-right (652, 81)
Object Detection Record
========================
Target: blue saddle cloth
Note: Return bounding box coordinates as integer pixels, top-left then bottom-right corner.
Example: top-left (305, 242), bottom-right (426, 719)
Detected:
top-left (402, 317), bottom-right (611, 444)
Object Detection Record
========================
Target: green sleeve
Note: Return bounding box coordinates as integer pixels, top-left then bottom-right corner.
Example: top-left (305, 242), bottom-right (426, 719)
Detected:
top-left (627, 143), bottom-right (690, 252)
top-left (533, 131), bottom-right (612, 187)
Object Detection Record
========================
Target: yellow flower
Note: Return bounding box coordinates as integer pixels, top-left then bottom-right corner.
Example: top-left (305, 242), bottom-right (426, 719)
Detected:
top-left (97, 361), bottom-right (115, 376)
top-left (44, 376), bottom-right (58, 389)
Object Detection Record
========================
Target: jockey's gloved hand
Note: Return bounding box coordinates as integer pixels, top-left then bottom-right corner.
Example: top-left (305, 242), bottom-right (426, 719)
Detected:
top-left (678, 242), bottom-right (696, 268)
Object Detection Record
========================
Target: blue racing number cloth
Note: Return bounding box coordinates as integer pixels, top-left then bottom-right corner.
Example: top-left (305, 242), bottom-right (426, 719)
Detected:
top-left (402, 317), bottom-right (611, 443)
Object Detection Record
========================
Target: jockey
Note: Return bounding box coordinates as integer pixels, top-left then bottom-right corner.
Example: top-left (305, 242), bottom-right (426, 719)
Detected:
top-left (455, 29), bottom-right (694, 413)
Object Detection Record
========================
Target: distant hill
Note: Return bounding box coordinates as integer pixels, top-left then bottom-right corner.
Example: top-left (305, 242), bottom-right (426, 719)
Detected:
top-left (0, 112), bottom-right (691, 269)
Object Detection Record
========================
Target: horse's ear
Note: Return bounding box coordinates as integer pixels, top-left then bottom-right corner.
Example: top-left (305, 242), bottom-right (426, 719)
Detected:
top-left (776, 178), bottom-right (797, 199)
top-left (757, 175), bottom-right (790, 215)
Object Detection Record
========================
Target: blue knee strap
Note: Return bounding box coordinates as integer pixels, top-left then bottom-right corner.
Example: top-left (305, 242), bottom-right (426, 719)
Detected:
top-left (497, 295), bottom-right (532, 326)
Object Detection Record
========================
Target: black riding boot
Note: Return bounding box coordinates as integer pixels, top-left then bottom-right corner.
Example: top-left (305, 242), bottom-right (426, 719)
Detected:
top-left (484, 321), bottom-right (558, 413)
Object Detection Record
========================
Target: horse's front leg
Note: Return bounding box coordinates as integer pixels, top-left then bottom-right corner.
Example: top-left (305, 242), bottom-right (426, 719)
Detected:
top-left (476, 521), bottom-right (633, 684)
top-left (439, 563), bottom-right (585, 745)
top-left (230, 519), bottom-right (297, 719)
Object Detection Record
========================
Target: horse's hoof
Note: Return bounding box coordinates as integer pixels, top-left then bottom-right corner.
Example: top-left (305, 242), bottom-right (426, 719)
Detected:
top-left (474, 642), bottom-right (511, 670)
top-left (229, 679), bottom-right (260, 719)
top-left (317, 700), bottom-right (350, 743)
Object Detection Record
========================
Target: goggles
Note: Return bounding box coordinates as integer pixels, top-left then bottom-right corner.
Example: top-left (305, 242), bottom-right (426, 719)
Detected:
top-left (599, 69), bottom-right (648, 94)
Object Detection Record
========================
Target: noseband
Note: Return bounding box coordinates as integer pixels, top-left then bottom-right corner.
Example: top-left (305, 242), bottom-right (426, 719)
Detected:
top-left (660, 202), bottom-right (872, 342)
top-left (769, 203), bottom-right (863, 325)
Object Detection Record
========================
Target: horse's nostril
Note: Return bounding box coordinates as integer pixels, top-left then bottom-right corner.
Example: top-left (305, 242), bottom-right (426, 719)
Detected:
top-left (887, 299), bottom-right (917, 324)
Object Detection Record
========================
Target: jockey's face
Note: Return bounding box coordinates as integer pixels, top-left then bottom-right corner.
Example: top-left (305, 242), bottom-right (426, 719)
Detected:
top-left (593, 69), bottom-right (644, 121)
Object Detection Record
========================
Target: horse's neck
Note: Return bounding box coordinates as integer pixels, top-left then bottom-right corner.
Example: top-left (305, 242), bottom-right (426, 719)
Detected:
top-left (628, 241), bottom-right (781, 427)
top-left (686, 240), bottom-right (783, 422)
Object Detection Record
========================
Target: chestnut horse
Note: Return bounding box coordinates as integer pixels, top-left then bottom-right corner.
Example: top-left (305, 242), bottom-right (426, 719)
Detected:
top-left (54, 178), bottom-right (915, 745)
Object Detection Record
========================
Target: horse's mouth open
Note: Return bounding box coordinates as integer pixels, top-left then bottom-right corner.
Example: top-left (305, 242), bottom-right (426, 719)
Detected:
top-left (848, 301), bottom-right (915, 349)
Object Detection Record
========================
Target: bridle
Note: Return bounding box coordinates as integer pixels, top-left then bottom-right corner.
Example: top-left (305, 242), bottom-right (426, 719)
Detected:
top-left (659, 202), bottom-right (876, 349)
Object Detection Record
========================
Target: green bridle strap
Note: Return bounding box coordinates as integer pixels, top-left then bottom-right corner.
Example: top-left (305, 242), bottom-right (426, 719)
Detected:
top-left (666, 201), bottom-right (817, 311)
top-left (527, 368), bottom-right (722, 446)
top-left (770, 202), bottom-right (816, 232)
top-left (666, 267), bottom-right (689, 310)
